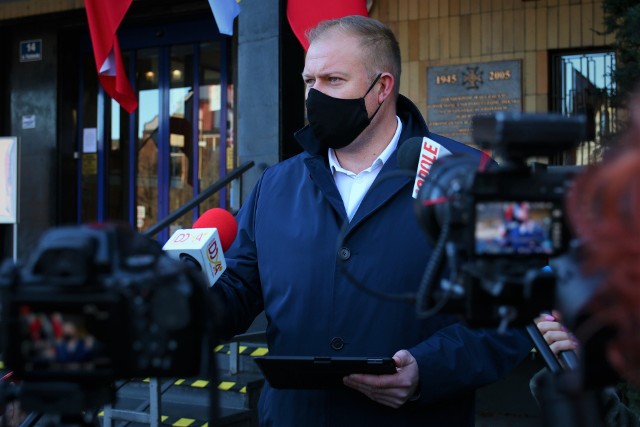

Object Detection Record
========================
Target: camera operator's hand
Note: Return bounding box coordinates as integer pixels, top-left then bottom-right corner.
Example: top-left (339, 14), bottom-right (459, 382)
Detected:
top-left (534, 311), bottom-right (579, 357)
top-left (343, 349), bottom-right (419, 408)
top-left (0, 401), bottom-right (26, 427)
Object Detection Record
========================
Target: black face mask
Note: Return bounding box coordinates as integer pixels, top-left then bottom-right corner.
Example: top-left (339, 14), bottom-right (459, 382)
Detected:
top-left (305, 73), bottom-right (383, 151)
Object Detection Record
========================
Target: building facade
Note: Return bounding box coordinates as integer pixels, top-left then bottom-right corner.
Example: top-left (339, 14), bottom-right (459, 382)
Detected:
top-left (0, 0), bottom-right (621, 424)
top-left (0, 0), bottom-right (615, 259)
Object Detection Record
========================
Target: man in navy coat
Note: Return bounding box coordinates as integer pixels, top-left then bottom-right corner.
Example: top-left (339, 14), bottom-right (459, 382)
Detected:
top-left (212, 15), bottom-right (532, 426)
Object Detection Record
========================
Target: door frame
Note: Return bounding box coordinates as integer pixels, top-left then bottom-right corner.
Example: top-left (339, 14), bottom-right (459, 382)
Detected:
top-left (77, 19), bottom-right (230, 240)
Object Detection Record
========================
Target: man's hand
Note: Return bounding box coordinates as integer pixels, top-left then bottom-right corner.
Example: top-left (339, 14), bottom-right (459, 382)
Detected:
top-left (343, 349), bottom-right (419, 408)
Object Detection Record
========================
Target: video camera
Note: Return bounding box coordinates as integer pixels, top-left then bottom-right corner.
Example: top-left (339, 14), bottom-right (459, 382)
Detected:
top-left (0, 223), bottom-right (214, 415)
top-left (414, 112), bottom-right (587, 329)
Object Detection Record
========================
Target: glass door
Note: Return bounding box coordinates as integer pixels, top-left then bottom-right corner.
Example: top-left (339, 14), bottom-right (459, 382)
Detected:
top-left (135, 47), bottom-right (161, 233)
top-left (77, 21), bottom-right (234, 242)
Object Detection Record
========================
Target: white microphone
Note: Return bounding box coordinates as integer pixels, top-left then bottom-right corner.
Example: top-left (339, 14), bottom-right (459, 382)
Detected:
top-left (411, 137), bottom-right (452, 199)
top-left (162, 208), bottom-right (238, 286)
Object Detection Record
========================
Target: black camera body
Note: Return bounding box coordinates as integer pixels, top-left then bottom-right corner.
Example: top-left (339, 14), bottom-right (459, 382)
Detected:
top-left (415, 112), bottom-right (586, 328)
top-left (0, 223), bottom-right (211, 384)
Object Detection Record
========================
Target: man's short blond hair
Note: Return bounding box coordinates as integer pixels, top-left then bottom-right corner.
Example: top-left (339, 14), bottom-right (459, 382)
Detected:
top-left (306, 15), bottom-right (401, 96)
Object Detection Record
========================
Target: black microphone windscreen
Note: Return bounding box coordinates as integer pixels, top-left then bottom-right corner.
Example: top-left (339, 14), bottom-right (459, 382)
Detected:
top-left (397, 137), bottom-right (424, 171)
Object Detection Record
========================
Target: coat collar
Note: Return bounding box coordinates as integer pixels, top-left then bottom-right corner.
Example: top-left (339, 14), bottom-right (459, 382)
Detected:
top-left (300, 95), bottom-right (429, 229)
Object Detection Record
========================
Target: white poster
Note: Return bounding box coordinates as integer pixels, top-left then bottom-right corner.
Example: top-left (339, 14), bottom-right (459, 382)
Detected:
top-left (83, 127), bottom-right (97, 153)
top-left (0, 137), bottom-right (18, 224)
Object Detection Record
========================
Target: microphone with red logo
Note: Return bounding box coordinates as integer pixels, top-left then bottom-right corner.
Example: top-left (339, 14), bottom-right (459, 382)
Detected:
top-left (162, 208), bottom-right (238, 286)
top-left (397, 136), bottom-right (452, 198)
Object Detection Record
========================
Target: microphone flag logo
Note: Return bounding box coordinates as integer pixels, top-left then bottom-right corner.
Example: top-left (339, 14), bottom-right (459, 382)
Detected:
top-left (412, 137), bottom-right (452, 199)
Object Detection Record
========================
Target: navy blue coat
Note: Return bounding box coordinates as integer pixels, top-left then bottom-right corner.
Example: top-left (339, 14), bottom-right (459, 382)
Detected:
top-left (213, 95), bottom-right (532, 426)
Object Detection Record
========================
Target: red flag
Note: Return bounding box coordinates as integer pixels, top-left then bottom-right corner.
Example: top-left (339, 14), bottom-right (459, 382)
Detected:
top-left (287, 0), bottom-right (368, 51)
top-left (84, 0), bottom-right (138, 113)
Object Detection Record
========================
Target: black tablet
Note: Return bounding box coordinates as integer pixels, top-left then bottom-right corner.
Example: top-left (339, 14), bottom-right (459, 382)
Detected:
top-left (253, 356), bottom-right (397, 389)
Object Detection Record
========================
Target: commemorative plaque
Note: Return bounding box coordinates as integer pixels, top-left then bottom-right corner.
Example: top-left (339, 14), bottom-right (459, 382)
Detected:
top-left (427, 60), bottom-right (522, 144)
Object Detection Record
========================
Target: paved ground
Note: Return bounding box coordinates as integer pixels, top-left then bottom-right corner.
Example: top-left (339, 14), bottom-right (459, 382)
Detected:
top-left (475, 353), bottom-right (545, 427)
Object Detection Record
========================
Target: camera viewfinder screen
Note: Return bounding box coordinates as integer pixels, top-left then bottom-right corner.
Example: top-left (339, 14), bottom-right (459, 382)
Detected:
top-left (475, 201), bottom-right (563, 256)
top-left (17, 305), bottom-right (112, 374)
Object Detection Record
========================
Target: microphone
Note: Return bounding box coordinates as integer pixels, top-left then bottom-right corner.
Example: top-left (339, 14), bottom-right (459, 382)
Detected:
top-left (162, 208), bottom-right (238, 286)
top-left (397, 137), bottom-right (423, 171)
top-left (397, 136), bottom-right (452, 198)
top-left (193, 208), bottom-right (238, 252)
top-left (559, 350), bottom-right (580, 371)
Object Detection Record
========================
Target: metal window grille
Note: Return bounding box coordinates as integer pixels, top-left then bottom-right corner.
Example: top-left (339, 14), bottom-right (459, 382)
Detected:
top-left (551, 51), bottom-right (617, 165)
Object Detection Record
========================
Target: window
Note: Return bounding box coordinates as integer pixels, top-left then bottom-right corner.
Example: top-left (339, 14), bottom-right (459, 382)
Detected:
top-left (551, 51), bottom-right (617, 165)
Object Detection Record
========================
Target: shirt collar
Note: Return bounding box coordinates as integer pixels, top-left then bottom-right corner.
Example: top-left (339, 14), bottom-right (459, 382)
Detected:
top-left (329, 116), bottom-right (403, 174)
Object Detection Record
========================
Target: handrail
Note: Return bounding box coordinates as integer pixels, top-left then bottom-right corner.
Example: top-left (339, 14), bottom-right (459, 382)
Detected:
top-left (143, 161), bottom-right (255, 238)
top-left (228, 330), bottom-right (267, 343)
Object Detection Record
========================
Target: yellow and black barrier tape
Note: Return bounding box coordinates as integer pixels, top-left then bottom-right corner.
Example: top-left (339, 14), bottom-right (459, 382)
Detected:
top-left (97, 412), bottom-right (208, 427)
top-left (140, 378), bottom-right (252, 394)
top-left (214, 344), bottom-right (268, 357)
top-left (159, 415), bottom-right (208, 426)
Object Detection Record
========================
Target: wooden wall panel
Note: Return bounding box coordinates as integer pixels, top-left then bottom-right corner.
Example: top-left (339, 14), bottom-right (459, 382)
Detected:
top-left (525, 7), bottom-right (536, 51)
top-left (460, 0), bottom-right (471, 15)
top-left (429, 1), bottom-right (439, 18)
top-left (398, 0), bottom-right (409, 21)
top-left (0, 0), bottom-right (83, 19)
top-left (524, 51), bottom-right (537, 96)
top-left (418, 1), bottom-right (430, 19)
top-left (547, 6), bottom-right (559, 49)
top-left (388, 0), bottom-right (399, 21)
top-left (536, 50), bottom-right (548, 95)
top-left (502, 9), bottom-right (514, 53)
top-left (398, 20), bottom-right (410, 66)
top-left (409, 0), bottom-right (419, 19)
top-left (513, 7), bottom-right (525, 52)
top-left (557, 4), bottom-right (571, 47)
top-left (470, 13), bottom-right (482, 57)
top-left (407, 60), bottom-right (420, 104)
top-left (440, 0), bottom-right (450, 16)
top-left (449, 15), bottom-right (460, 59)
top-left (450, 0), bottom-right (460, 16)
top-left (569, 4), bottom-right (582, 47)
top-left (481, 12), bottom-right (492, 55)
top-left (593, 2), bottom-right (606, 46)
top-left (582, 3), bottom-right (594, 46)
top-left (459, 14), bottom-right (471, 58)
top-left (535, 8), bottom-right (547, 50)
top-left (419, 20), bottom-right (429, 61)
top-left (439, 16), bottom-right (450, 59)
top-left (428, 18), bottom-right (440, 60)
top-left (408, 20), bottom-right (420, 62)
top-left (370, 0), bottom-right (610, 118)
top-left (491, 10), bottom-right (503, 54)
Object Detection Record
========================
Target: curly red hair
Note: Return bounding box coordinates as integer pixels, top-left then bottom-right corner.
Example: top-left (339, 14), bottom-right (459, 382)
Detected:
top-left (566, 94), bottom-right (640, 385)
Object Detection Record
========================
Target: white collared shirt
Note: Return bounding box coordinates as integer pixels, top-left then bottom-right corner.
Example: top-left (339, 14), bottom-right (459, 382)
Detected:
top-left (329, 116), bottom-right (403, 221)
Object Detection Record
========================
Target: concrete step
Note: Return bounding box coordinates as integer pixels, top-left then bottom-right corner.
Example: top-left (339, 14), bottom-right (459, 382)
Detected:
top-left (100, 403), bottom-right (256, 427)
top-left (102, 375), bottom-right (263, 427)
top-left (101, 342), bottom-right (268, 427)
top-left (0, 339), bottom-right (269, 427)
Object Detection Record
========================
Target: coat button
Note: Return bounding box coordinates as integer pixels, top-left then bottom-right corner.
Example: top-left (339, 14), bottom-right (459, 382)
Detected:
top-left (338, 247), bottom-right (351, 261)
top-left (330, 337), bottom-right (344, 351)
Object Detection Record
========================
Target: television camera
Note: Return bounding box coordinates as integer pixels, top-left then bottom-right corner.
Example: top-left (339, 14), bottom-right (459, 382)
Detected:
top-left (413, 112), bottom-right (587, 330)
top-left (0, 223), bottom-right (216, 421)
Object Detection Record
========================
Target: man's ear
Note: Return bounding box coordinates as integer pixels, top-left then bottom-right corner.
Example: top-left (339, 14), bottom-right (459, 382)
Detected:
top-left (376, 73), bottom-right (395, 104)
